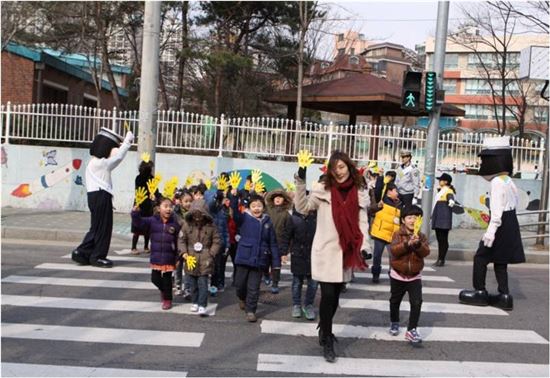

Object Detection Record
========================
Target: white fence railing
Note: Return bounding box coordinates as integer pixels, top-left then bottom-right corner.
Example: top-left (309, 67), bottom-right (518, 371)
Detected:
top-left (1, 102), bottom-right (545, 175)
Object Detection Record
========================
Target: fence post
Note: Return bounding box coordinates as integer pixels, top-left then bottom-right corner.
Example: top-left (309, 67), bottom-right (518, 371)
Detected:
top-left (112, 107), bottom-right (117, 133)
top-left (4, 101), bottom-right (11, 144)
top-left (327, 121), bottom-right (334, 159)
top-left (218, 114), bottom-right (225, 158)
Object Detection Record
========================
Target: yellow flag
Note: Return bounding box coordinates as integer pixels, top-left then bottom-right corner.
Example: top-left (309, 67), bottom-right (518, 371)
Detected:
top-left (413, 216), bottom-right (423, 237)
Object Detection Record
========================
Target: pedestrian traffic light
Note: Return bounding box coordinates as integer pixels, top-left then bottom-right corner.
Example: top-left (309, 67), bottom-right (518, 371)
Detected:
top-left (425, 71), bottom-right (437, 112)
top-left (401, 71), bottom-right (422, 112)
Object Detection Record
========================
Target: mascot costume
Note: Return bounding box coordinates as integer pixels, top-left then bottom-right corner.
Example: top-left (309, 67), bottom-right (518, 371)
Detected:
top-left (72, 127), bottom-right (134, 267)
top-left (459, 136), bottom-right (525, 310)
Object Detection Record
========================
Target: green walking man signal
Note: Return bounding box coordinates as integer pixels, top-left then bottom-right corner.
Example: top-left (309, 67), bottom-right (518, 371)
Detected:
top-left (401, 71), bottom-right (422, 112)
top-left (425, 71), bottom-right (437, 112)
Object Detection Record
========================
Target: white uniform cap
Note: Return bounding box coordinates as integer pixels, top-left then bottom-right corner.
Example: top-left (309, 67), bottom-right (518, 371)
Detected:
top-left (482, 136), bottom-right (511, 150)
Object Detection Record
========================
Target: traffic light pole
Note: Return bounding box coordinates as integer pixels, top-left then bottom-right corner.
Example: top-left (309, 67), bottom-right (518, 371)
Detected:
top-left (421, 1), bottom-right (450, 236)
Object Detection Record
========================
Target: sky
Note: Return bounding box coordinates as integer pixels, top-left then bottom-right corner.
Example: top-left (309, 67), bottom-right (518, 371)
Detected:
top-left (323, 1), bottom-right (464, 51)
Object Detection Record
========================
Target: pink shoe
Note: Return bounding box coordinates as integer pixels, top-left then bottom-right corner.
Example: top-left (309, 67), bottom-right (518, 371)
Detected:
top-left (162, 300), bottom-right (172, 310)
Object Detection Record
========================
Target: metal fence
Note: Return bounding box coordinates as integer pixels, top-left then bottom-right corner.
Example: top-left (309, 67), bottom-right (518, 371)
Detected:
top-left (1, 102), bottom-right (545, 174)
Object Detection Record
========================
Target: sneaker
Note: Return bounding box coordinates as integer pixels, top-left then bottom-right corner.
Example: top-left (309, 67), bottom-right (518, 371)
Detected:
top-left (217, 285), bottom-right (225, 293)
top-left (303, 305), bottom-right (316, 321)
top-left (174, 285), bottom-right (183, 296)
top-left (198, 306), bottom-right (207, 316)
top-left (183, 289), bottom-right (192, 301)
top-left (131, 249), bottom-right (139, 255)
top-left (144, 248), bottom-right (150, 254)
top-left (246, 312), bottom-right (257, 322)
top-left (405, 328), bottom-right (422, 345)
top-left (209, 286), bottom-right (218, 296)
top-left (263, 276), bottom-right (272, 286)
top-left (389, 322), bottom-right (400, 336)
top-left (190, 304), bottom-right (199, 312)
top-left (161, 300), bottom-right (172, 310)
top-left (271, 286), bottom-right (280, 294)
top-left (292, 305), bottom-right (302, 318)
top-left (239, 299), bottom-right (246, 311)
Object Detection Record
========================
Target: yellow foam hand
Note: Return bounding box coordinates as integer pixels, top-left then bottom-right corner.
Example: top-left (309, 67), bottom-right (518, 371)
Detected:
top-left (135, 187), bottom-right (148, 207)
top-left (147, 173), bottom-right (162, 195)
top-left (244, 181), bottom-right (251, 191)
top-left (209, 160), bottom-right (216, 171)
top-left (162, 176), bottom-right (179, 199)
top-left (254, 180), bottom-right (266, 193)
top-left (186, 255), bottom-right (197, 270)
top-left (297, 149), bottom-right (314, 169)
top-left (140, 152), bottom-right (150, 163)
top-left (185, 175), bottom-right (193, 188)
top-left (383, 176), bottom-right (392, 184)
top-left (413, 216), bottom-right (423, 236)
top-left (124, 121), bottom-right (130, 132)
top-left (284, 180), bottom-right (296, 192)
top-left (205, 179), bottom-right (212, 190)
top-left (251, 169), bottom-right (262, 184)
top-left (229, 171), bottom-right (242, 188)
top-left (217, 175), bottom-right (229, 191)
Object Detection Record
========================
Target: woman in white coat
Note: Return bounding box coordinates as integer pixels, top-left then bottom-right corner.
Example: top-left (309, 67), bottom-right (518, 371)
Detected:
top-left (294, 151), bottom-right (371, 363)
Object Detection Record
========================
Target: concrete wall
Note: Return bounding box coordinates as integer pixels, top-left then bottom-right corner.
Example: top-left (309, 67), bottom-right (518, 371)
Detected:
top-left (1, 143), bottom-right (543, 229)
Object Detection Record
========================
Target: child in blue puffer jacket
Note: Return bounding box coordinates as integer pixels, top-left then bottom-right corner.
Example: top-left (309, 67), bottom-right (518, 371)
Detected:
top-left (132, 197), bottom-right (181, 310)
top-left (229, 190), bottom-right (280, 323)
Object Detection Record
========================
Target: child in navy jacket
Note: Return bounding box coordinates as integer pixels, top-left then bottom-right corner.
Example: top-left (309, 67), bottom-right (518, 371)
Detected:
top-left (132, 197), bottom-right (181, 310)
top-left (229, 190), bottom-right (280, 322)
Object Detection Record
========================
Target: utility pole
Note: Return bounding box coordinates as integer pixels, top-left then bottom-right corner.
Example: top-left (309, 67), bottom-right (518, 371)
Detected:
top-left (137, 1), bottom-right (161, 164)
top-left (536, 132), bottom-right (548, 245)
top-left (421, 1), bottom-right (449, 236)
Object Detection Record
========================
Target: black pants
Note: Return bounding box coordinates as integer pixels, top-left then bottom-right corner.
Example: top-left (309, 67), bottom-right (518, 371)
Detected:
top-left (318, 282), bottom-right (344, 336)
top-left (435, 228), bottom-right (449, 262)
top-left (235, 265), bottom-right (262, 313)
top-left (77, 190), bottom-right (113, 263)
top-left (473, 253), bottom-right (509, 294)
top-left (210, 245), bottom-right (226, 288)
top-left (132, 233), bottom-right (150, 250)
top-left (399, 193), bottom-right (414, 208)
top-left (390, 277), bottom-right (422, 330)
top-left (152, 269), bottom-right (173, 301)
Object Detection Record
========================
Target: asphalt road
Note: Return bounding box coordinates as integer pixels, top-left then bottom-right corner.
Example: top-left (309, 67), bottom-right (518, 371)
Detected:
top-left (1, 239), bottom-right (548, 377)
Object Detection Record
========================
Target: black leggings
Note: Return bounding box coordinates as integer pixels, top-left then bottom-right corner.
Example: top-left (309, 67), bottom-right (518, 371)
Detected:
top-left (132, 233), bottom-right (150, 250)
top-left (435, 228), bottom-right (449, 262)
top-left (473, 254), bottom-right (509, 294)
top-left (390, 278), bottom-right (422, 330)
top-left (151, 269), bottom-right (173, 300)
top-left (319, 282), bottom-right (344, 336)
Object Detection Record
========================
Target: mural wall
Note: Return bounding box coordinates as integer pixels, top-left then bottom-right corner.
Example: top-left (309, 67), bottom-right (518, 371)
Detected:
top-left (1, 143), bottom-right (543, 229)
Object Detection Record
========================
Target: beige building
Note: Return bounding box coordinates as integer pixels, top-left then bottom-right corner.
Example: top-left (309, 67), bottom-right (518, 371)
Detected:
top-left (424, 33), bottom-right (549, 139)
top-left (333, 31), bottom-right (371, 58)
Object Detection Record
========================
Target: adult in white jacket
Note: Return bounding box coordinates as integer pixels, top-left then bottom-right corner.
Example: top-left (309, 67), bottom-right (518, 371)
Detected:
top-left (459, 137), bottom-right (525, 310)
top-left (72, 127), bottom-right (134, 268)
top-left (294, 151), bottom-right (371, 363)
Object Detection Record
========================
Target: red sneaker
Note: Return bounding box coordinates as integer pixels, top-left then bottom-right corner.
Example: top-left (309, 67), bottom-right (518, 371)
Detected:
top-left (162, 300), bottom-right (172, 310)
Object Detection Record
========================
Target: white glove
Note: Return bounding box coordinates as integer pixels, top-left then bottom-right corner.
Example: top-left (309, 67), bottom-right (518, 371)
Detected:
top-left (482, 232), bottom-right (495, 248)
top-left (448, 199), bottom-right (455, 208)
top-left (124, 131), bottom-right (134, 144)
top-left (412, 197), bottom-right (418, 206)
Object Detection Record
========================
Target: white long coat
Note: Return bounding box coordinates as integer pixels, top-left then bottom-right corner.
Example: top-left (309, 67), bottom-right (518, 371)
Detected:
top-left (294, 178), bottom-right (371, 283)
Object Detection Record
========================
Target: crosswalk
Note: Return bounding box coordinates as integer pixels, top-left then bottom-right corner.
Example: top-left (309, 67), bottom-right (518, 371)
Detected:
top-left (2, 246), bottom-right (549, 377)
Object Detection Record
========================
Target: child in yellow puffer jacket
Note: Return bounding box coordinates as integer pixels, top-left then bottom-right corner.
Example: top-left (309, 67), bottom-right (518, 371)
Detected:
top-left (369, 183), bottom-right (403, 283)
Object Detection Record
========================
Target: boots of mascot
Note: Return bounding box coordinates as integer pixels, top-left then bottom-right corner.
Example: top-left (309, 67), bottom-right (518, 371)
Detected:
top-left (458, 136), bottom-right (525, 310)
top-left (72, 127), bottom-right (134, 268)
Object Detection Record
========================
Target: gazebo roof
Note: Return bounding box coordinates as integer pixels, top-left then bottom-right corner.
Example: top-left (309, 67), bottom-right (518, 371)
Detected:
top-left (266, 73), bottom-right (465, 117)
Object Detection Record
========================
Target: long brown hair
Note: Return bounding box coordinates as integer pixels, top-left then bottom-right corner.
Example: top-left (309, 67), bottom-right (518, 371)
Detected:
top-left (322, 151), bottom-right (364, 189)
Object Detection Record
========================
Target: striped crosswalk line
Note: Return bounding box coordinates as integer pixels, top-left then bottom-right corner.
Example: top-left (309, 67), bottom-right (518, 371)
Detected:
top-left (2, 275), bottom-right (153, 290)
top-left (2, 323), bottom-right (204, 347)
top-left (345, 282), bottom-right (460, 296)
top-left (339, 298), bottom-right (508, 315)
top-left (61, 254), bottom-right (150, 263)
top-left (35, 263), bottom-right (150, 274)
top-left (1, 363), bottom-right (187, 377)
top-left (352, 271), bottom-right (454, 282)
top-left (257, 354), bottom-right (549, 377)
top-left (2, 295), bottom-right (217, 316)
top-left (260, 320), bottom-right (548, 344)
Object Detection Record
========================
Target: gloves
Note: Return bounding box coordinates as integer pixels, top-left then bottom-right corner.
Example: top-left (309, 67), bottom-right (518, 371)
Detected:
top-left (298, 167), bottom-right (306, 180)
top-left (412, 197), bottom-right (418, 206)
top-left (482, 232), bottom-right (495, 248)
top-left (448, 199), bottom-right (455, 208)
top-left (124, 131), bottom-right (134, 144)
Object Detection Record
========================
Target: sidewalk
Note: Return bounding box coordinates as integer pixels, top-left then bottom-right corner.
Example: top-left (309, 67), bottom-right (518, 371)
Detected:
top-left (2, 207), bottom-right (548, 263)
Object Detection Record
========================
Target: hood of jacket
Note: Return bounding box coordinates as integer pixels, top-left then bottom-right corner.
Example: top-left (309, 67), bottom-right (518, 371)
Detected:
top-left (265, 189), bottom-right (293, 211)
top-left (184, 199), bottom-right (214, 224)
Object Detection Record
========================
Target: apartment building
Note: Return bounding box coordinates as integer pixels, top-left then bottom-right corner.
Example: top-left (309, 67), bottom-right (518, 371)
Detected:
top-left (424, 33), bottom-right (549, 140)
top-left (333, 31), bottom-right (371, 58)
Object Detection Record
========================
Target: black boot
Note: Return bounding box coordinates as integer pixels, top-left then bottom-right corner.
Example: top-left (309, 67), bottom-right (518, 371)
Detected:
top-left (488, 293), bottom-right (513, 311)
top-left (317, 324), bottom-right (325, 346)
top-left (323, 334), bottom-right (336, 363)
top-left (372, 273), bottom-right (380, 283)
top-left (433, 260), bottom-right (445, 267)
top-left (459, 289), bottom-right (489, 306)
top-left (90, 258), bottom-right (113, 268)
top-left (71, 249), bottom-right (89, 265)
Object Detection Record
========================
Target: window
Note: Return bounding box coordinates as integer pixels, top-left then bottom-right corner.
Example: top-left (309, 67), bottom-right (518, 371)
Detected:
top-left (444, 53), bottom-right (459, 69)
top-left (338, 33), bottom-right (344, 42)
top-left (494, 105), bottom-right (518, 121)
top-left (443, 79), bottom-right (457, 94)
top-left (337, 48), bottom-right (345, 56)
top-left (464, 104), bottom-right (492, 119)
top-left (350, 48), bottom-right (355, 56)
top-left (465, 79), bottom-right (491, 94)
top-left (534, 107), bottom-right (549, 123)
top-left (349, 55), bottom-right (359, 65)
top-left (43, 84), bottom-right (68, 104)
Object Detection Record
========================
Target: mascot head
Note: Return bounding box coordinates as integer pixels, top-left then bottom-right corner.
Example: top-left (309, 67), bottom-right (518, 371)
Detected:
top-left (90, 127), bottom-right (124, 158)
top-left (478, 136), bottom-right (513, 178)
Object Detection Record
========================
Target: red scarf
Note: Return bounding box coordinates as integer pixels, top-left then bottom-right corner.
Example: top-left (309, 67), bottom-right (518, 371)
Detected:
top-left (330, 178), bottom-right (366, 270)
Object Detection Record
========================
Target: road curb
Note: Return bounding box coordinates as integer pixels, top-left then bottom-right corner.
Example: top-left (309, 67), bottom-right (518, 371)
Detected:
top-left (2, 226), bottom-right (132, 243)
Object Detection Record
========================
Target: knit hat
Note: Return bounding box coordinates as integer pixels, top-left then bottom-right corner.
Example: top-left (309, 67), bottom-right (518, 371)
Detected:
top-left (400, 205), bottom-right (423, 219)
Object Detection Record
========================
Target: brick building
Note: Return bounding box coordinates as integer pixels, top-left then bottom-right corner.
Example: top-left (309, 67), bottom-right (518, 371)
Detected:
top-left (2, 42), bottom-right (128, 109)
